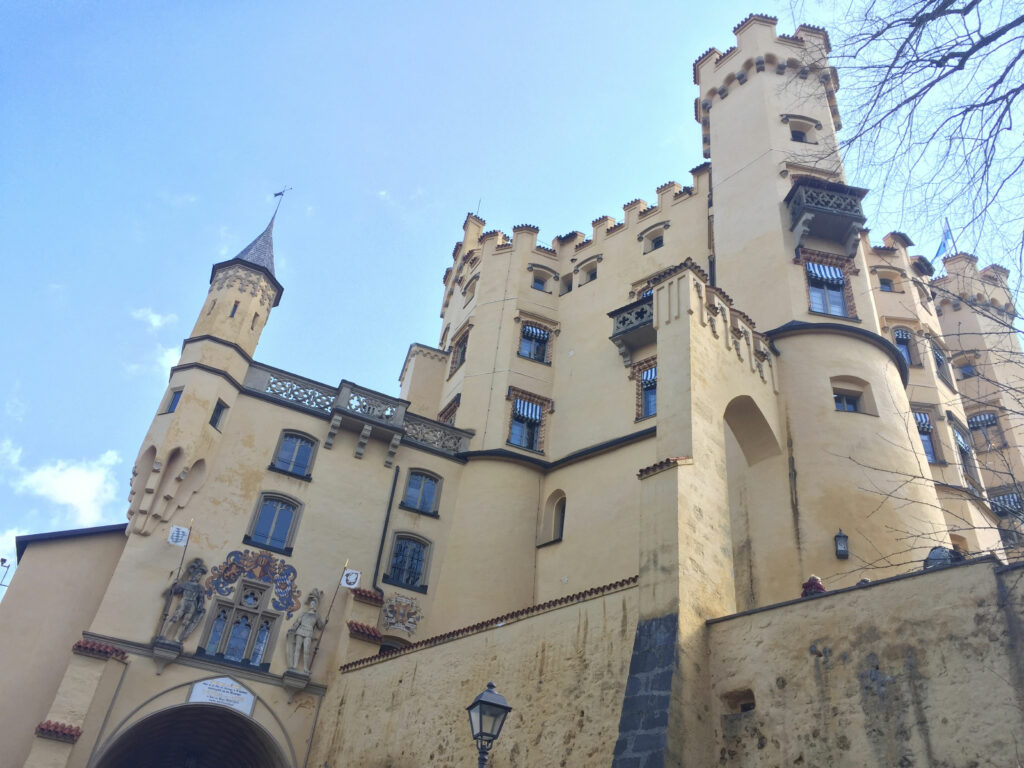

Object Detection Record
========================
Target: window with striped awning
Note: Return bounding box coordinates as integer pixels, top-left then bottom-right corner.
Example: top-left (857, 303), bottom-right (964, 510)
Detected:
top-left (991, 492), bottom-right (1023, 514)
top-left (968, 412), bottom-right (998, 428)
top-left (913, 411), bottom-right (933, 432)
top-left (639, 288), bottom-right (653, 299)
top-left (894, 328), bottom-right (913, 341)
top-left (954, 427), bottom-right (972, 453)
top-left (513, 399), bottom-right (543, 424)
top-left (805, 262), bottom-right (845, 286)
top-left (640, 366), bottom-right (657, 389)
top-left (521, 325), bottom-right (550, 341)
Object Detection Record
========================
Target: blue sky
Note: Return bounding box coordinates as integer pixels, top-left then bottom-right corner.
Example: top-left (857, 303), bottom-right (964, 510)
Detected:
top-left (0, 1), bottom-right (958, 588)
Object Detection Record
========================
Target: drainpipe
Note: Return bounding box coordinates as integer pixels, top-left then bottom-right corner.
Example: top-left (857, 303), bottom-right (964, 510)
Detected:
top-left (373, 465), bottom-right (400, 596)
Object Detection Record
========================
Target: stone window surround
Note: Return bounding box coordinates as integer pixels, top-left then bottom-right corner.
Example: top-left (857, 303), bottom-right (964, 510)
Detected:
top-left (243, 491), bottom-right (304, 557)
top-left (910, 403), bottom-right (945, 464)
top-left (268, 430), bottom-right (318, 480)
top-left (447, 323), bottom-right (473, 379)
top-left (382, 532), bottom-right (433, 594)
top-left (437, 393), bottom-right (460, 425)
top-left (399, 468), bottom-right (443, 517)
top-left (628, 355), bottom-right (658, 421)
top-left (795, 247), bottom-right (859, 321)
top-left (506, 386), bottom-right (554, 454)
top-left (574, 254), bottom-right (603, 286)
top-left (196, 577), bottom-right (280, 671)
top-left (514, 311), bottom-right (559, 366)
top-left (527, 263), bottom-right (559, 293)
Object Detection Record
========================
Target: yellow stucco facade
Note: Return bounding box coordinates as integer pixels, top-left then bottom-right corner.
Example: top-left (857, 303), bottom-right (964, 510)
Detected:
top-left (2, 14), bottom-right (1024, 768)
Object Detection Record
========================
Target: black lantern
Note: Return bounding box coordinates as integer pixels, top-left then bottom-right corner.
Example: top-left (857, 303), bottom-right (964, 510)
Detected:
top-left (467, 682), bottom-right (512, 766)
top-left (834, 529), bottom-right (849, 559)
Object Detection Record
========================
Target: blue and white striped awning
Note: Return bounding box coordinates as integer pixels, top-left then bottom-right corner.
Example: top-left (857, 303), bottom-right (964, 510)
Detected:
top-left (641, 367), bottom-right (657, 388)
top-left (913, 411), bottom-right (932, 433)
top-left (639, 288), bottom-right (653, 299)
top-left (894, 328), bottom-right (913, 341)
top-left (991, 492), bottom-right (1023, 514)
top-left (513, 398), bottom-right (543, 423)
top-left (521, 324), bottom-right (550, 341)
top-left (968, 412), bottom-right (998, 429)
top-left (805, 262), bottom-right (845, 286)
top-left (953, 427), bottom-right (972, 453)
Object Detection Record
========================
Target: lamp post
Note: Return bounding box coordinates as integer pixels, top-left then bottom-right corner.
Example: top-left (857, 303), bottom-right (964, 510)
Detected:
top-left (466, 682), bottom-right (512, 767)
top-left (834, 529), bottom-right (849, 559)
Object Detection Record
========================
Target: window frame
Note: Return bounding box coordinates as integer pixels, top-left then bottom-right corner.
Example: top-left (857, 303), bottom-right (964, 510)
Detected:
top-left (449, 330), bottom-right (470, 377)
top-left (209, 400), bottom-right (229, 430)
top-left (269, 431), bottom-right (318, 479)
top-left (400, 469), bottom-right (442, 517)
top-left (518, 323), bottom-right (552, 365)
top-left (631, 357), bottom-right (658, 421)
top-left (243, 492), bottom-right (303, 556)
top-left (913, 409), bottom-right (939, 463)
top-left (967, 411), bottom-right (1004, 452)
top-left (801, 254), bottom-right (857, 320)
top-left (506, 389), bottom-right (550, 453)
top-left (950, 418), bottom-right (981, 487)
top-left (931, 339), bottom-right (955, 390)
top-left (382, 533), bottom-right (432, 594)
top-left (892, 327), bottom-right (920, 367)
top-left (164, 388), bottom-right (183, 414)
top-left (197, 579), bottom-right (279, 671)
top-left (833, 393), bottom-right (859, 412)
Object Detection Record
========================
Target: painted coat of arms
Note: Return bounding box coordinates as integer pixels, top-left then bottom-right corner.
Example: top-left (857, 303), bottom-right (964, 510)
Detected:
top-left (381, 594), bottom-right (422, 635)
top-left (205, 550), bottom-right (302, 618)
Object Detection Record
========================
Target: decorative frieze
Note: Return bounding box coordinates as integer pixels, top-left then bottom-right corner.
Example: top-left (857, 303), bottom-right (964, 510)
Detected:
top-left (35, 721), bottom-right (81, 744)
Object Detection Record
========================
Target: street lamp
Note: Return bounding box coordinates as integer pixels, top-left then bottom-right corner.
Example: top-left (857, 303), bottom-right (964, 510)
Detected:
top-left (466, 682), bottom-right (512, 767)
top-left (834, 529), bottom-right (849, 559)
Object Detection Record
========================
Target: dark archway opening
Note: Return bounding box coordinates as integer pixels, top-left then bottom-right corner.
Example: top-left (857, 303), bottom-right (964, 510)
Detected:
top-left (94, 703), bottom-right (288, 768)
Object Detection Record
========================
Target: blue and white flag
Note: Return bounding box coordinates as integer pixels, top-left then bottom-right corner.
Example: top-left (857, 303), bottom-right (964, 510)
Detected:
top-left (934, 220), bottom-right (956, 260)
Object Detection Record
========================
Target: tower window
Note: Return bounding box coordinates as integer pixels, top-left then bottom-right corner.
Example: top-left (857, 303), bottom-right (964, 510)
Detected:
top-left (165, 388), bottom-right (183, 414)
top-left (244, 493), bottom-right (302, 555)
top-left (508, 395), bottom-right (546, 452)
top-left (271, 432), bottom-right (317, 477)
top-left (402, 470), bottom-right (441, 516)
top-left (210, 400), bottom-right (228, 430)
top-left (230, 301), bottom-right (240, 318)
top-left (834, 393), bottom-right (859, 412)
top-left (383, 534), bottom-right (431, 593)
top-left (532, 275), bottom-right (548, 291)
top-left (634, 362), bottom-right (657, 420)
top-left (953, 423), bottom-right (980, 485)
top-left (914, 411), bottom-right (937, 462)
top-left (879, 278), bottom-right (894, 292)
top-left (893, 328), bottom-right (919, 366)
top-left (251, 313), bottom-right (259, 330)
top-left (519, 324), bottom-right (550, 363)
top-left (932, 341), bottom-right (954, 389)
top-left (790, 129), bottom-right (807, 142)
top-left (449, 331), bottom-right (469, 376)
top-left (968, 412), bottom-right (1003, 451)
top-left (805, 262), bottom-right (848, 317)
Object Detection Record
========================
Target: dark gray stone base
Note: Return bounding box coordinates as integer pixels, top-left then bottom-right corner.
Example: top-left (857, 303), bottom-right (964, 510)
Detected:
top-left (612, 613), bottom-right (678, 767)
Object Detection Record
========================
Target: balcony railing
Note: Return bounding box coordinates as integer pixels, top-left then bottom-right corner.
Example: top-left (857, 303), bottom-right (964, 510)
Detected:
top-left (608, 296), bottom-right (656, 365)
top-left (786, 179), bottom-right (867, 253)
top-left (244, 364), bottom-right (470, 456)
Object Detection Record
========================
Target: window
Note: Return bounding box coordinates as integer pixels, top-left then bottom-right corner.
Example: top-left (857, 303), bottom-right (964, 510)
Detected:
top-left (559, 275), bottom-right (574, 295)
top-left (507, 389), bottom-right (550, 452)
top-left (968, 412), bottom-right (1003, 451)
top-left (879, 278), bottom-right (894, 292)
top-left (230, 301), bottom-right (239, 318)
top-left (210, 400), bottom-right (228, 430)
top-left (952, 424), bottom-right (979, 485)
top-left (199, 581), bottom-right (277, 669)
top-left (834, 393), bottom-right (859, 412)
top-left (805, 262), bottom-right (847, 317)
top-left (893, 328), bottom-right (918, 366)
top-left (165, 388), bottom-right (183, 414)
top-left (271, 432), bottom-right (316, 477)
top-left (790, 129), bottom-right (807, 142)
top-left (586, 267), bottom-right (598, 283)
top-left (438, 394), bottom-right (460, 426)
top-left (244, 494), bottom-right (301, 555)
top-left (640, 366), bottom-right (657, 418)
top-left (914, 411), bottom-right (937, 462)
top-left (519, 324), bottom-right (550, 363)
top-left (537, 491), bottom-right (566, 546)
top-left (957, 362), bottom-right (977, 379)
top-left (402, 470), bottom-right (440, 515)
top-left (642, 228), bottom-right (667, 254)
top-left (462, 275), bottom-right (478, 307)
top-left (532, 275), bottom-right (548, 291)
top-left (383, 535), bottom-right (430, 593)
top-left (449, 332), bottom-right (469, 376)
top-left (932, 341), bottom-right (954, 388)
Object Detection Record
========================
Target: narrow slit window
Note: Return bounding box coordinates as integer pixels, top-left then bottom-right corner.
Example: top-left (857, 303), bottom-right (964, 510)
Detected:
top-left (230, 301), bottom-right (240, 318)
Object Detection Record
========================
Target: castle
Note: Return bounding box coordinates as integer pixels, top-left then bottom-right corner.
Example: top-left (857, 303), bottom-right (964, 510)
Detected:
top-left (3, 14), bottom-right (1024, 768)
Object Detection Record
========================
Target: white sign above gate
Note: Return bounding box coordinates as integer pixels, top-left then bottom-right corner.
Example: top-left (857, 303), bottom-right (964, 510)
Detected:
top-left (188, 677), bottom-right (255, 715)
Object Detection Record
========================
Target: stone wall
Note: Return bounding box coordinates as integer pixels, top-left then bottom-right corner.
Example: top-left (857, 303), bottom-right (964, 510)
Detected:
top-left (708, 558), bottom-right (1024, 767)
top-left (309, 582), bottom-right (638, 767)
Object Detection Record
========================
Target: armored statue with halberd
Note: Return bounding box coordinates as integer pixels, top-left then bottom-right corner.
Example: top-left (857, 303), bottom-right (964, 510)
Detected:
top-left (286, 587), bottom-right (325, 673)
top-left (159, 558), bottom-right (208, 643)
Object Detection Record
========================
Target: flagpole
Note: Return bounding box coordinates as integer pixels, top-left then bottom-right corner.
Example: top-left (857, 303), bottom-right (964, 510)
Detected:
top-left (173, 519), bottom-right (195, 583)
top-left (159, 519), bottom-right (194, 639)
top-left (308, 559), bottom-right (348, 670)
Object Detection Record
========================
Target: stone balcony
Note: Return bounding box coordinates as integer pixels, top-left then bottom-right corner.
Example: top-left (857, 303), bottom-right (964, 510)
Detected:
top-left (608, 296), bottom-right (655, 365)
top-left (243, 364), bottom-right (472, 462)
top-left (785, 177), bottom-right (867, 256)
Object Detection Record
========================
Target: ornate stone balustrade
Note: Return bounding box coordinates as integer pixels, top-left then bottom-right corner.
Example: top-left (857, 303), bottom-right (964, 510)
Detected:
top-left (335, 381), bottom-right (408, 426)
top-left (786, 180), bottom-right (867, 255)
top-left (244, 365), bottom-right (337, 414)
top-left (609, 297), bottom-right (656, 365)
top-left (404, 414), bottom-right (473, 453)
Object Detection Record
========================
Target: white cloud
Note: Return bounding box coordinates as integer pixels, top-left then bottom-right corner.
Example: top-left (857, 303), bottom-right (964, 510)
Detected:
top-left (0, 439), bottom-right (22, 471)
top-left (131, 307), bottom-right (178, 330)
top-left (158, 344), bottom-right (180, 371)
top-left (0, 525), bottom-right (29, 568)
top-left (13, 450), bottom-right (121, 528)
top-left (377, 190), bottom-right (389, 200)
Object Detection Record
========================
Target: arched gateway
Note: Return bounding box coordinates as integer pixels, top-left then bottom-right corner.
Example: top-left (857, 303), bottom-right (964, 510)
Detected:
top-left (92, 703), bottom-right (289, 768)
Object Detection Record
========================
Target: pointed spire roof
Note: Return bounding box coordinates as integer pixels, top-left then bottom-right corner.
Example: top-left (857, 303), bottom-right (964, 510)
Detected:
top-left (234, 211), bottom-right (277, 275)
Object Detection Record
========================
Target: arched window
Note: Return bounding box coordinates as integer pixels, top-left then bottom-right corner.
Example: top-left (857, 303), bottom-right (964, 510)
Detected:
top-left (383, 534), bottom-right (431, 593)
top-left (401, 470), bottom-right (441, 515)
top-left (271, 432), bottom-right (317, 477)
top-left (199, 580), bottom-right (279, 670)
top-left (537, 491), bottom-right (566, 546)
top-left (245, 494), bottom-right (302, 555)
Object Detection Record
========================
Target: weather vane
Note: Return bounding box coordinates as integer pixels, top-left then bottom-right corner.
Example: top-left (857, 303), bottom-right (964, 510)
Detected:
top-left (274, 186), bottom-right (293, 198)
